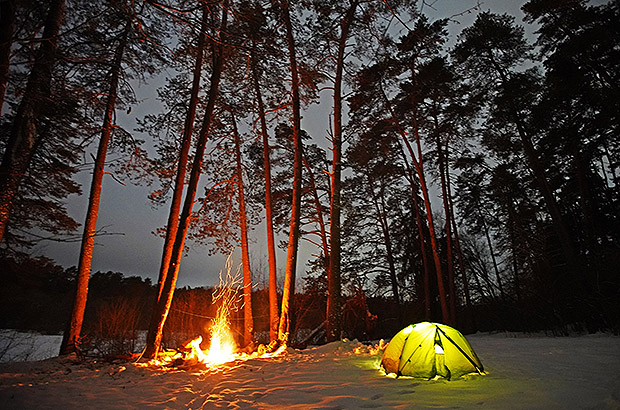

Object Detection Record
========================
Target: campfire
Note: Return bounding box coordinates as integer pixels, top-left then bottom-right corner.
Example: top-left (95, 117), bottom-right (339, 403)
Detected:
top-left (143, 257), bottom-right (286, 371)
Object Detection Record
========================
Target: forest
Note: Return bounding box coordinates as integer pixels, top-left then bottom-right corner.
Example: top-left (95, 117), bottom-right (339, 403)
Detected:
top-left (0, 0), bottom-right (619, 359)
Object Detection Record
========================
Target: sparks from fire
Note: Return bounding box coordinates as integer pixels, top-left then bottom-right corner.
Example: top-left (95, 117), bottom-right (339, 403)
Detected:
top-left (144, 253), bottom-right (286, 371)
top-left (190, 254), bottom-right (241, 365)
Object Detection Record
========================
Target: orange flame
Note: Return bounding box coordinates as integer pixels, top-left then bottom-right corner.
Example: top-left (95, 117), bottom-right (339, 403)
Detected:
top-left (184, 254), bottom-right (241, 366)
top-left (183, 332), bottom-right (236, 365)
top-left (144, 254), bottom-right (287, 370)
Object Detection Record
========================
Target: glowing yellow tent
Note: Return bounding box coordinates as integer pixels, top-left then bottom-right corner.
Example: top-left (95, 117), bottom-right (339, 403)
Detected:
top-left (380, 322), bottom-right (484, 380)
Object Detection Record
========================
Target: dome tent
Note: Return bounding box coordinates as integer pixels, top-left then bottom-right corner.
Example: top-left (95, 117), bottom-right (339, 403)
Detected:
top-left (380, 322), bottom-right (484, 380)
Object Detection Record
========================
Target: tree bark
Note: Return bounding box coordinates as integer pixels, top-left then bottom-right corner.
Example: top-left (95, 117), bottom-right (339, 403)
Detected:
top-left (278, 0), bottom-right (303, 345)
top-left (327, 0), bottom-right (358, 343)
top-left (409, 103), bottom-right (450, 325)
top-left (250, 52), bottom-right (279, 343)
top-left (232, 112), bottom-right (254, 347)
top-left (0, 0), bottom-right (64, 244)
top-left (60, 19), bottom-right (129, 355)
top-left (154, 6), bottom-right (209, 303)
top-left (0, 0), bottom-right (16, 110)
top-left (414, 185), bottom-right (432, 322)
top-left (144, 2), bottom-right (228, 359)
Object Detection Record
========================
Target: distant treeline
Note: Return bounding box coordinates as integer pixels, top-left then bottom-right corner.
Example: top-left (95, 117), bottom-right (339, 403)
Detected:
top-left (2, 251), bottom-right (614, 358)
top-left (0, 253), bottom-right (381, 352)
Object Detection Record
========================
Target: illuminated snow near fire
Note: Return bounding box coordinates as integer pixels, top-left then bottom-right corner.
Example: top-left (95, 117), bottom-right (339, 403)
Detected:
top-left (1, 332), bottom-right (619, 409)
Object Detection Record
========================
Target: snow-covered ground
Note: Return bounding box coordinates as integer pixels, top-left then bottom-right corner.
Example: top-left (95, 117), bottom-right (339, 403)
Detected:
top-left (0, 330), bottom-right (63, 363)
top-left (0, 331), bottom-right (619, 409)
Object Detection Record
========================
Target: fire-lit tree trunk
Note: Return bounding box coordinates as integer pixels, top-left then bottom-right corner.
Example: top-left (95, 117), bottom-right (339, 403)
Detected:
top-left (154, 6), bottom-right (209, 303)
top-left (380, 84), bottom-right (451, 325)
top-left (326, 0), bottom-right (358, 343)
top-left (59, 20), bottom-right (130, 355)
top-left (409, 106), bottom-right (450, 324)
top-left (0, 0), bottom-right (64, 244)
top-left (435, 126), bottom-right (457, 325)
top-left (412, 183), bottom-right (432, 321)
top-left (250, 53), bottom-right (279, 343)
top-left (0, 0), bottom-right (15, 110)
top-left (231, 113), bottom-right (254, 347)
top-left (144, 2), bottom-right (228, 359)
top-left (278, 0), bottom-right (303, 345)
top-left (400, 150), bottom-right (432, 321)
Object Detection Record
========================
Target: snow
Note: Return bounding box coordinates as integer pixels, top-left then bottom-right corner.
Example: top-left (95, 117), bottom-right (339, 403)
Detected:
top-left (0, 332), bottom-right (619, 409)
top-left (0, 330), bottom-right (63, 363)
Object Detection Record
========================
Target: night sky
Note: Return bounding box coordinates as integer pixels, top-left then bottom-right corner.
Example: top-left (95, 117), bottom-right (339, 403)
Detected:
top-left (34, 0), bottom-right (531, 289)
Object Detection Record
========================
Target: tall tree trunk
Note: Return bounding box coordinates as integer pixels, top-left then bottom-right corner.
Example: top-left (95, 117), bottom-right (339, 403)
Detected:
top-left (447, 172), bottom-right (474, 329)
top-left (250, 52), bottom-right (279, 343)
top-left (451, 214), bottom-right (475, 329)
top-left (513, 107), bottom-right (577, 268)
top-left (0, 0), bottom-right (64, 244)
top-left (571, 139), bottom-right (599, 262)
top-left (0, 0), bottom-right (16, 110)
top-left (59, 20), bottom-right (129, 355)
top-left (414, 185), bottom-right (432, 322)
top-left (384, 85), bottom-right (449, 323)
top-left (144, 2), bottom-right (228, 359)
top-left (408, 99), bottom-right (450, 325)
top-left (369, 176), bottom-right (400, 308)
top-left (479, 209), bottom-right (505, 301)
top-left (303, 156), bottom-right (330, 274)
top-left (154, 6), bottom-right (209, 303)
top-left (491, 56), bottom-right (578, 270)
top-left (400, 150), bottom-right (432, 321)
top-left (435, 121), bottom-right (457, 325)
top-left (278, 0), bottom-right (303, 345)
top-left (232, 112), bottom-right (254, 347)
top-left (327, 0), bottom-right (358, 343)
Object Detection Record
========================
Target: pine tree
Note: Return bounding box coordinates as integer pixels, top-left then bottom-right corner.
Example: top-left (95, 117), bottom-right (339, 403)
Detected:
top-left (60, 0), bottom-right (170, 355)
top-left (277, 0), bottom-right (303, 345)
top-left (144, 0), bottom-right (230, 359)
top-left (0, 0), bottom-right (65, 243)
